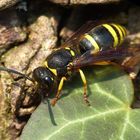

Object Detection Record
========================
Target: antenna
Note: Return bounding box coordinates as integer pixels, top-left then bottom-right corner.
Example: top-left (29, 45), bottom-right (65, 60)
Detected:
top-left (0, 66), bottom-right (34, 82)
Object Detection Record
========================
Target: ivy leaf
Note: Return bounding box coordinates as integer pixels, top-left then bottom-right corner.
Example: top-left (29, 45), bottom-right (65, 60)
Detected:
top-left (20, 66), bottom-right (140, 140)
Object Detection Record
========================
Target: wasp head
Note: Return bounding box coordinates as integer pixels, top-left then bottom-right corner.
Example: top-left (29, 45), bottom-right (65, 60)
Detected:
top-left (33, 67), bottom-right (55, 95)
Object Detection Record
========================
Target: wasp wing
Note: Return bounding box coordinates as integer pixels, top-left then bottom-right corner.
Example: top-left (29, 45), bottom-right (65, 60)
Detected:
top-left (61, 20), bottom-right (105, 48)
top-left (70, 47), bottom-right (140, 70)
top-left (121, 46), bottom-right (140, 78)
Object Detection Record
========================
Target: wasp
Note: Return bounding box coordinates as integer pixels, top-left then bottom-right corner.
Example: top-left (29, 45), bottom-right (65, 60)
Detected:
top-left (0, 22), bottom-right (136, 106)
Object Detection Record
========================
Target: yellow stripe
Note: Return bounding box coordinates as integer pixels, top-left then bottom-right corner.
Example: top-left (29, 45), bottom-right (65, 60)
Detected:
top-left (84, 34), bottom-right (100, 51)
top-left (70, 50), bottom-right (75, 56)
top-left (118, 25), bottom-right (127, 37)
top-left (65, 47), bottom-right (70, 50)
top-left (102, 24), bottom-right (118, 47)
top-left (111, 24), bottom-right (124, 45)
top-left (44, 61), bottom-right (57, 76)
top-left (65, 47), bottom-right (75, 57)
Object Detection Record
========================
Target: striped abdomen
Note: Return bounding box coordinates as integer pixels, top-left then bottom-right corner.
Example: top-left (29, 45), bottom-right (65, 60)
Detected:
top-left (79, 23), bottom-right (127, 54)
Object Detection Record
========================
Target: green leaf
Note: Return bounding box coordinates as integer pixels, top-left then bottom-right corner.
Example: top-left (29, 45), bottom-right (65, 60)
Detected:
top-left (20, 66), bottom-right (140, 140)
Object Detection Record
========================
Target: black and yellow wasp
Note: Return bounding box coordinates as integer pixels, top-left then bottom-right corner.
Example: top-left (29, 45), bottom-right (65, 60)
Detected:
top-left (0, 22), bottom-right (137, 106)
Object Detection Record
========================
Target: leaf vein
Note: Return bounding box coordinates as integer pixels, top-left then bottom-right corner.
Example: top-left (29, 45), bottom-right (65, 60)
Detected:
top-left (46, 108), bottom-right (125, 140)
top-left (120, 112), bottom-right (129, 140)
top-left (128, 122), bottom-right (140, 132)
top-left (94, 84), bottom-right (124, 105)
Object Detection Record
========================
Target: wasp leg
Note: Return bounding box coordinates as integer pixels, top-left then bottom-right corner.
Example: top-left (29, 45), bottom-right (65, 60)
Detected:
top-left (94, 61), bottom-right (111, 65)
top-left (94, 61), bottom-right (125, 71)
top-left (79, 69), bottom-right (90, 106)
top-left (51, 77), bottom-right (66, 106)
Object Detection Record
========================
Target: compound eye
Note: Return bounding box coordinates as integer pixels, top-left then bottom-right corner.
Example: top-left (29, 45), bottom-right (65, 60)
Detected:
top-left (33, 67), bottom-right (54, 91)
top-left (43, 76), bottom-right (53, 89)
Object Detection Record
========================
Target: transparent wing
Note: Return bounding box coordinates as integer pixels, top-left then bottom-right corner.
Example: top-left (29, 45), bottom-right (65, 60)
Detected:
top-left (60, 20), bottom-right (105, 48)
top-left (69, 47), bottom-right (140, 70)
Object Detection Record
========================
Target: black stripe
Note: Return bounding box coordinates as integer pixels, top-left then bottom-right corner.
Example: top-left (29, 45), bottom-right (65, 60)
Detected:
top-left (88, 25), bottom-right (114, 50)
top-left (79, 37), bottom-right (96, 53)
top-left (110, 24), bottom-right (121, 45)
top-left (119, 25), bottom-right (125, 37)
